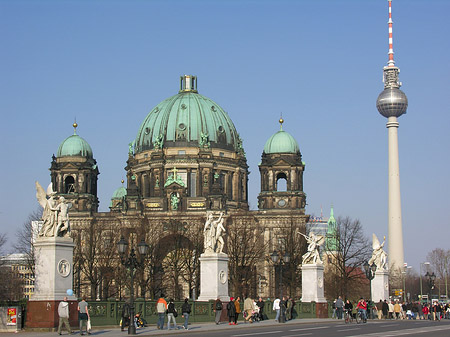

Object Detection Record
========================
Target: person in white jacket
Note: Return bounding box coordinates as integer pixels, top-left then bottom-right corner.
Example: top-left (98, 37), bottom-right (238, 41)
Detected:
top-left (273, 298), bottom-right (281, 322)
top-left (57, 297), bottom-right (72, 335)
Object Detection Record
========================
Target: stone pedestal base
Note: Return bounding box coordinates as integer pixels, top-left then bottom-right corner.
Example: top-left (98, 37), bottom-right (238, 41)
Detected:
top-left (197, 253), bottom-right (230, 302)
top-left (31, 237), bottom-right (75, 301)
top-left (372, 269), bottom-right (389, 302)
top-left (301, 264), bottom-right (326, 303)
top-left (315, 302), bottom-right (329, 318)
top-left (26, 237), bottom-right (76, 329)
top-left (25, 300), bottom-right (78, 329)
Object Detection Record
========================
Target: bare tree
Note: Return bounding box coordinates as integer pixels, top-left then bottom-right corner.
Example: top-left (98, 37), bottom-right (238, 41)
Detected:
top-left (227, 212), bottom-right (267, 298)
top-left (427, 248), bottom-right (450, 280)
top-left (13, 208), bottom-right (42, 279)
top-left (276, 216), bottom-right (307, 298)
top-left (324, 216), bottom-right (371, 300)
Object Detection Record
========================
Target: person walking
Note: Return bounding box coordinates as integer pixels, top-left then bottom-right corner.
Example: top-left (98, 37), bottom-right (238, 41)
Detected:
top-left (256, 297), bottom-right (265, 320)
top-left (234, 297), bottom-right (241, 325)
top-left (214, 298), bottom-right (223, 325)
top-left (286, 297), bottom-right (293, 321)
top-left (121, 299), bottom-right (131, 331)
top-left (376, 300), bottom-right (383, 320)
top-left (77, 297), bottom-right (90, 335)
top-left (280, 296), bottom-right (288, 323)
top-left (382, 300), bottom-right (389, 319)
top-left (273, 297), bottom-right (280, 322)
top-left (394, 301), bottom-right (401, 319)
top-left (57, 297), bottom-right (72, 335)
top-left (227, 298), bottom-right (236, 325)
top-left (181, 298), bottom-right (191, 330)
top-left (335, 296), bottom-right (344, 319)
top-left (166, 299), bottom-right (178, 330)
top-left (243, 296), bottom-right (254, 323)
top-left (156, 295), bottom-right (167, 330)
top-left (388, 301), bottom-right (394, 319)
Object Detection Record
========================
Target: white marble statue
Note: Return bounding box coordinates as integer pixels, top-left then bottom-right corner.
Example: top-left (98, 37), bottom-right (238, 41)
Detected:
top-left (368, 233), bottom-right (387, 270)
top-left (203, 212), bottom-right (225, 254)
top-left (299, 232), bottom-right (325, 264)
top-left (36, 181), bottom-right (72, 238)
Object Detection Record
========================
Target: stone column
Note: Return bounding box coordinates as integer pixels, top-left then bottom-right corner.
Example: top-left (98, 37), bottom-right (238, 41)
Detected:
top-left (197, 252), bottom-right (230, 302)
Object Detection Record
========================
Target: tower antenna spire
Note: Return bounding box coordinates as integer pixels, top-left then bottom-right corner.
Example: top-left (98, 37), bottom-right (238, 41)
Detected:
top-left (387, 0), bottom-right (395, 67)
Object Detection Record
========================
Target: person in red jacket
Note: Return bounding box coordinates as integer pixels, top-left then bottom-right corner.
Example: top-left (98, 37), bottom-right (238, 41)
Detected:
top-left (357, 298), bottom-right (367, 322)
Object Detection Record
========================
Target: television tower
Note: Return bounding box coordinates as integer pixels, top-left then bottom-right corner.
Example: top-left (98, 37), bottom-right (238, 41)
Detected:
top-left (376, 0), bottom-right (408, 272)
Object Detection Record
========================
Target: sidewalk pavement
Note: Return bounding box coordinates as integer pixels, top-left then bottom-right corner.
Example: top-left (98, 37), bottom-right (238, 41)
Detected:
top-left (11, 318), bottom-right (336, 336)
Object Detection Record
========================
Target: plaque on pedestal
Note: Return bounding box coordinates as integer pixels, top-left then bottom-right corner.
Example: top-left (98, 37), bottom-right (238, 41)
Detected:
top-left (197, 253), bottom-right (230, 302)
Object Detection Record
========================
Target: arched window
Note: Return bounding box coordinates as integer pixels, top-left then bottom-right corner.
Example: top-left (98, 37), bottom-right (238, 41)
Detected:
top-left (64, 176), bottom-right (75, 193)
top-left (276, 172), bottom-right (287, 191)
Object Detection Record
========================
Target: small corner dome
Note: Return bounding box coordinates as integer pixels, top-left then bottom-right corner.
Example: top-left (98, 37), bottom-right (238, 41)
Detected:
top-left (263, 119), bottom-right (300, 154)
top-left (111, 186), bottom-right (127, 200)
top-left (57, 123), bottom-right (93, 158)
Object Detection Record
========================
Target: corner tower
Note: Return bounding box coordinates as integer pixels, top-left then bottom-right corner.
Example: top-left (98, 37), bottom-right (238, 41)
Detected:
top-left (50, 122), bottom-right (99, 212)
top-left (258, 118), bottom-right (306, 211)
top-left (376, 0), bottom-right (408, 272)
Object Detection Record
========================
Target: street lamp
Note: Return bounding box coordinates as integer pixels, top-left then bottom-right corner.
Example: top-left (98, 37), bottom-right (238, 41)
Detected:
top-left (364, 261), bottom-right (377, 302)
top-left (402, 265), bottom-right (412, 302)
top-left (419, 262), bottom-right (430, 303)
top-left (117, 236), bottom-right (149, 335)
top-left (270, 250), bottom-right (290, 299)
top-left (425, 271), bottom-right (436, 304)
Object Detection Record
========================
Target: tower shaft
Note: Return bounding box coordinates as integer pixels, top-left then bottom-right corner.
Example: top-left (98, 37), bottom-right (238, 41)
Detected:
top-left (387, 116), bottom-right (404, 271)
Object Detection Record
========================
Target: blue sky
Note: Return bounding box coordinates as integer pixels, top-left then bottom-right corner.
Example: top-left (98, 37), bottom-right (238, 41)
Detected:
top-left (1, 0), bottom-right (449, 273)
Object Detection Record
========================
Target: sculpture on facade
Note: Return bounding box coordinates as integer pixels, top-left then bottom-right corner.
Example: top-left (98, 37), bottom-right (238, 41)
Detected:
top-left (170, 193), bottom-right (180, 210)
top-left (298, 232), bottom-right (325, 264)
top-left (35, 181), bottom-right (72, 238)
top-left (369, 234), bottom-right (387, 270)
top-left (203, 212), bottom-right (226, 254)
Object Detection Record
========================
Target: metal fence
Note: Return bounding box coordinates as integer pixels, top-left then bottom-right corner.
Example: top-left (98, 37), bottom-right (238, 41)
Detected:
top-left (86, 300), bottom-right (331, 327)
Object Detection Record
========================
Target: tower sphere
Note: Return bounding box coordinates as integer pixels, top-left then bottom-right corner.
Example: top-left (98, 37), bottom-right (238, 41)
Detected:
top-left (376, 87), bottom-right (408, 118)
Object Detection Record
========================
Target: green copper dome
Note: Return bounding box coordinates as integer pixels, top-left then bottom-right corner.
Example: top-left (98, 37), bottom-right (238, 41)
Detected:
top-left (57, 123), bottom-right (93, 158)
top-left (263, 118), bottom-right (300, 154)
top-left (109, 184), bottom-right (127, 207)
top-left (111, 186), bottom-right (127, 199)
top-left (134, 75), bottom-right (243, 153)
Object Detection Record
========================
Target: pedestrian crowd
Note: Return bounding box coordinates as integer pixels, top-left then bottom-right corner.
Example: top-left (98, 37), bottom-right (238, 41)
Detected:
top-left (331, 296), bottom-right (450, 322)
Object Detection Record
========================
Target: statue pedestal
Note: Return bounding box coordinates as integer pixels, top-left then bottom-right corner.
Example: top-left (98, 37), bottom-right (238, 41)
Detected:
top-left (301, 263), bottom-right (326, 303)
top-left (372, 269), bottom-right (389, 302)
top-left (26, 237), bottom-right (77, 328)
top-left (197, 252), bottom-right (230, 302)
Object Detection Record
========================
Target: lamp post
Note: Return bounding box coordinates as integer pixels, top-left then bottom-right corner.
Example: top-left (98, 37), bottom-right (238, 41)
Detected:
top-left (364, 261), bottom-right (377, 302)
top-left (117, 236), bottom-right (149, 335)
top-left (419, 262), bottom-right (430, 303)
top-left (401, 266), bottom-right (412, 302)
top-left (270, 250), bottom-right (290, 299)
top-left (425, 271), bottom-right (436, 304)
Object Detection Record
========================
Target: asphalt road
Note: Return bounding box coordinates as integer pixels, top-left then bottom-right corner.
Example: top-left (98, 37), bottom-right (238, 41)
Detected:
top-left (154, 319), bottom-right (450, 337)
top-left (13, 319), bottom-right (450, 337)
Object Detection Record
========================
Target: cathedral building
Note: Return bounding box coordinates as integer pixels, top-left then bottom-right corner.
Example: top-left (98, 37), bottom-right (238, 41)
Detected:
top-left (45, 75), bottom-right (309, 300)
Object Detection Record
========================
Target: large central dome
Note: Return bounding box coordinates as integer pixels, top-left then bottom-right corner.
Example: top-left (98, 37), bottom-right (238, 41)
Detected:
top-left (135, 75), bottom-right (242, 153)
